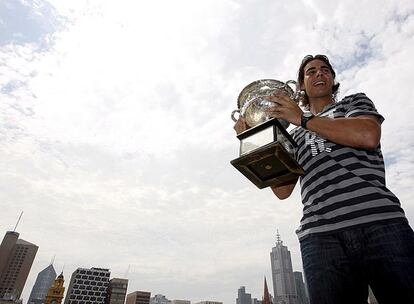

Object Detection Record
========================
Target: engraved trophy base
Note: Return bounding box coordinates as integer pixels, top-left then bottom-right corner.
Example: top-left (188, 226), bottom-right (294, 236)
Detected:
top-left (231, 118), bottom-right (304, 189)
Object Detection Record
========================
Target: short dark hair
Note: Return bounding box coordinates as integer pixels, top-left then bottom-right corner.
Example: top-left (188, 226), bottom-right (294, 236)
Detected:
top-left (297, 54), bottom-right (340, 109)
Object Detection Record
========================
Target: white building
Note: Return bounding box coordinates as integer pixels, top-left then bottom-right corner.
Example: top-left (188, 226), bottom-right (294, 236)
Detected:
top-left (64, 267), bottom-right (110, 304)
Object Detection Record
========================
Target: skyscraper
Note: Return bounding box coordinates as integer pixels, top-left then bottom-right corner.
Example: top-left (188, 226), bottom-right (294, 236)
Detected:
top-left (64, 268), bottom-right (110, 304)
top-left (0, 231), bottom-right (38, 301)
top-left (236, 286), bottom-right (251, 304)
top-left (293, 272), bottom-right (308, 304)
top-left (105, 278), bottom-right (128, 304)
top-left (270, 232), bottom-right (297, 304)
top-left (126, 291), bottom-right (151, 304)
top-left (44, 272), bottom-right (65, 304)
top-left (28, 264), bottom-right (57, 304)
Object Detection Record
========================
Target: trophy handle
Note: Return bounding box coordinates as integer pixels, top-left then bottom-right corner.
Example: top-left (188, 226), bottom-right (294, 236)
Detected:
top-left (231, 109), bottom-right (240, 122)
top-left (284, 80), bottom-right (302, 103)
top-left (285, 80), bottom-right (297, 88)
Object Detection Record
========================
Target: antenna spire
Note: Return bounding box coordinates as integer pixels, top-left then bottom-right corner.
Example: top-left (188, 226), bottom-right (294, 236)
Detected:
top-left (13, 211), bottom-right (23, 232)
top-left (124, 264), bottom-right (131, 278)
top-left (51, 255), bottom-right (56, 265)
top-left (276, 230), bottom-right (282, 245)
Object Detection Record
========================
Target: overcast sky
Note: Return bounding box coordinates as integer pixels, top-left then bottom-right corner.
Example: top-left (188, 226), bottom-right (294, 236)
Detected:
top-left (1, 0), bottom-right (414, 303)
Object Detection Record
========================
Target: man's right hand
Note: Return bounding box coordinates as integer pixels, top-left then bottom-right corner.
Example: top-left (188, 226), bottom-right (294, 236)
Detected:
top-left (233, 117), bottom-right (249, 135)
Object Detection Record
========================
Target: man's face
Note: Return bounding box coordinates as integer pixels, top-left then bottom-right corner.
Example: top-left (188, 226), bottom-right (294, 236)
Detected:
top-left (301, 59), bottom-right (334, 99)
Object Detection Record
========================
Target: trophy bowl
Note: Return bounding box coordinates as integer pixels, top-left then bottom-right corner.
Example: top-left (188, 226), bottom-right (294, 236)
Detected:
top-left (231, 79), bottom-right (300, 129)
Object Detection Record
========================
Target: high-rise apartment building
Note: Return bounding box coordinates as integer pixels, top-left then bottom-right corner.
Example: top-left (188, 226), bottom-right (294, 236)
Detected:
top-left (126, 291), bottom-right (150, 304)
top-left (28, 264), bottom-right (57, 304)
top-left (236, 286), bottom-right (251, 304)
top-left (105, 278), bottom-right (128, 304)
top-left (44, 272), bottom-right (65, 304)
top-left (293, 272), bottom-right (308, 304)
top-left (64, 268), bottom-right (110, 304)
top-left (270, 232), bottom-right (297, 304)
top-left (0, 231), bottom-right (38, 301)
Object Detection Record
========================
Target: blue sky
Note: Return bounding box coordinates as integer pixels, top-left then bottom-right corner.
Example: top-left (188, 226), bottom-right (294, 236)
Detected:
top-left (1, 0), bottom-right (414, 303)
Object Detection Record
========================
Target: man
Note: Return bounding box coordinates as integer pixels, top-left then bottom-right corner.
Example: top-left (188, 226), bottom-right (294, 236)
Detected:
top-left (233, 55), bottom-right (414, 303)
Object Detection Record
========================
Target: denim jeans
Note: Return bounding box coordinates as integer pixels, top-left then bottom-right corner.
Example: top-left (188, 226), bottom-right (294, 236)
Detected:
top-left (300, 219), bottom-right (414, 304)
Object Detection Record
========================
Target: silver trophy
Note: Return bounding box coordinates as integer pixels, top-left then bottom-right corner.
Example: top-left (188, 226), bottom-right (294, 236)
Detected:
top-left (231, 79), bottom-right (304, 189)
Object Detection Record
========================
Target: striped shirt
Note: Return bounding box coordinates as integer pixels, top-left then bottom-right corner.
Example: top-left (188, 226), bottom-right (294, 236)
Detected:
top-left (291, 93), bottom-right (406, 240)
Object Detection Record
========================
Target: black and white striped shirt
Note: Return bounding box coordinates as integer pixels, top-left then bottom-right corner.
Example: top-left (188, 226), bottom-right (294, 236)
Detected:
top-left (291, 93), bottom-right (406, 240)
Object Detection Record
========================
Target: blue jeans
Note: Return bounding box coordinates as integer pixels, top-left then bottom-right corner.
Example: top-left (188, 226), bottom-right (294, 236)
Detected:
top-left (300, 219), bottom-right (414, 304)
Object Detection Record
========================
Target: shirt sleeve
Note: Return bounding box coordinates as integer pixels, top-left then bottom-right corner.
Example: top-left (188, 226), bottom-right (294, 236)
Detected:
top-left (344, 93), bottom-right (384, 124)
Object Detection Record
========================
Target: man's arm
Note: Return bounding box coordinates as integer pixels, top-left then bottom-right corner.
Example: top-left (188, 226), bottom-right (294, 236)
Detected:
top-left (270, 178), bottom-right (298, 200)
top-left (305, 115), bottom-right (381, 150)
top-left (267, 94), bottom-right (382, 150)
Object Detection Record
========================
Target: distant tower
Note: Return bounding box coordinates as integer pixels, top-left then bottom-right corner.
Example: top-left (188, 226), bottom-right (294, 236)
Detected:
top-left (236, 286), bottom-right (251, 304)
top-left (262, 277), bottom-right (271, 304)
top-left (44, 272), bottom-right (65, 304)
top-left (28, 263), bottom-right (57, 304)
top-left (105, 278), bottom-right (128, 304)
top-left (64, 268), bottom-right (110, 304)
top-left (293, 272), bottom-right (309, 304)
top-left (270, 231), bottom-right (298, 304)
top-left (0, 231), bottom-right (38, 301)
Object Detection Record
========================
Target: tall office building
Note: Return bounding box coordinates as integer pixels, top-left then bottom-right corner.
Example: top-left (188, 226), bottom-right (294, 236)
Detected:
top-left (105, 278), bottom-right (128, 304)
top-left (270, 232), bottom-right (297, 304)
top-left (44, 272), bottom-right (65, 304)
top-left (236, 286), bottom-right (251, 304)
top-left (28, 264), bottom-right (57, 304)
top-left (126, 291), bottom-right (151, 304)
top-left (0, 231), bottom-right (38, 301)
top-left (293, 272), bottom-right (308, 304)
top-left (64, 268), bottom-right (110, 304)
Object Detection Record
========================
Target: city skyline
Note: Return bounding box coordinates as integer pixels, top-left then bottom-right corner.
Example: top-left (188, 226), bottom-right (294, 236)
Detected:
top-left (1, 1), bottom-right (414, 303)
top-left (0, 227), bottom-right (305, 304)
